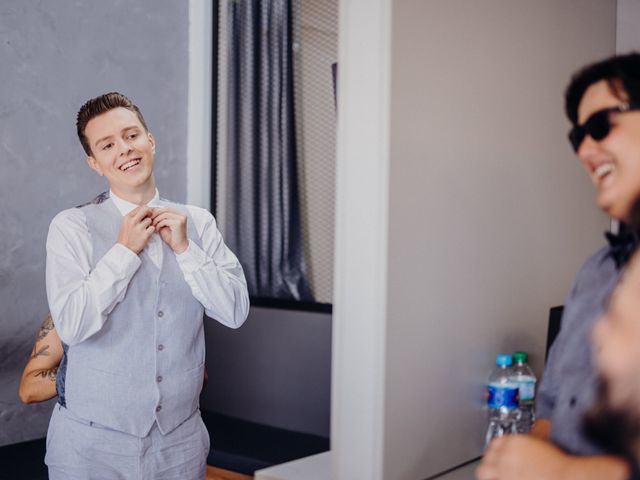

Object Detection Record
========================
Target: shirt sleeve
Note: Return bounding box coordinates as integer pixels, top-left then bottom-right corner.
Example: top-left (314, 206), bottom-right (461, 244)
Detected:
top-left (536, 343), bottom-right (560, 420)
top-left (176, 206), bottom-right (249, 329)
top-left (45, 209), bottom-right (142, 345)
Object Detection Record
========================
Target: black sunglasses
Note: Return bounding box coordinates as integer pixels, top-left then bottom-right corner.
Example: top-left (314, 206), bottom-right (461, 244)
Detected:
top-left (568, 102), bottom-right (640, 152)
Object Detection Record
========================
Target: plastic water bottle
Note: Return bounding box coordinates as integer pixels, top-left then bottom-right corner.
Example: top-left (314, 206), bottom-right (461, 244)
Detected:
top-left (510, 351), bottom-right (536, 433)
top-left (485, 354), bottom-right (520, 448)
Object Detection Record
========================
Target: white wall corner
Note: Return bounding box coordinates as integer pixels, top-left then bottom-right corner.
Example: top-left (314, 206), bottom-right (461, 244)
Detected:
top-left (187, 0), bottom-right (213, 209)
top-left (331, 0), bottom-right (392, 478)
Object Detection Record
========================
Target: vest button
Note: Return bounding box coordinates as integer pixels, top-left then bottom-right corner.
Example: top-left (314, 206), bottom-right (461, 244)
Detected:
top-left (158, 311), bottom-right (164, 318)
top-left (158, 344), bottom-right (164, 351)
top-left (157, 376), bottom-right (163, 383)
top-left (156, 405), bottom-right (162, 412)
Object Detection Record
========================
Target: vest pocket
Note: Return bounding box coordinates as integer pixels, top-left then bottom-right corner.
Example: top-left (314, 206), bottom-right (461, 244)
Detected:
top-left (185, 361), bottom-right (205, 374)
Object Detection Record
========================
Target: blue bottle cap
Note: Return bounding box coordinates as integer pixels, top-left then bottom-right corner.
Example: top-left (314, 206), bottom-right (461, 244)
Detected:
top-left (496, 354), bottom-right (513, 366)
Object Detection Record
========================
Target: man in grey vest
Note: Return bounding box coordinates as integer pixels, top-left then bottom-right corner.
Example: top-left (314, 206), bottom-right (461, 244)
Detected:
top-left (44, 92), bottom-right (249, 479)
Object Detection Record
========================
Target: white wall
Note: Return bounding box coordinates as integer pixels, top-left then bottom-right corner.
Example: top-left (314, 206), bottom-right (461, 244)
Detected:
top-left (330, 0), bottom-right (391, 477)
top-left (383, 1), bottom-right (614, 478)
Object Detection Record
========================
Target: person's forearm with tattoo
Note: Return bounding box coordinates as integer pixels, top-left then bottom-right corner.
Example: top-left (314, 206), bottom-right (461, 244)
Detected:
top-left (19, 314), bottom-right (64, 403)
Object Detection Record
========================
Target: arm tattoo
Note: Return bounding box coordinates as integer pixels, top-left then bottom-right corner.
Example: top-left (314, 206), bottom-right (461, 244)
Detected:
top-left (35, 366), bottom-right (58, 382)
top-left (30, 344), bottom-right (51, 359)
top-left (36, 314), bottom-right (55, 341)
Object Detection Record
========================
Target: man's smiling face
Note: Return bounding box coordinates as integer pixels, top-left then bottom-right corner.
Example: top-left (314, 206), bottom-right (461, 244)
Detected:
top-left (84, 107), bottom-right (156, 198)
top-left (576, 80), bottom-right (640, 222)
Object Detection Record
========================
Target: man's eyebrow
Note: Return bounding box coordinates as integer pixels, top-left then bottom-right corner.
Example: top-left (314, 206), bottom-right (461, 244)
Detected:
top-left (93, 125), bottom-right (141, 147)
top-left (94, 134), bottom-right (114, 148)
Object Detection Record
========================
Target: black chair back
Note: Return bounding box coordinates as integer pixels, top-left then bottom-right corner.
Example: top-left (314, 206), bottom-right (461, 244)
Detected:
top-left (546, 306), bottom-right (564, 361)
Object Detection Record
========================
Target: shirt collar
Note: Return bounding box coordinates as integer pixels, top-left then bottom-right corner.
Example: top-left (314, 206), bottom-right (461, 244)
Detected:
top-left (605, 222), bottom-right (640, 269)
top-left (109, 189), bottom-right (161, 216)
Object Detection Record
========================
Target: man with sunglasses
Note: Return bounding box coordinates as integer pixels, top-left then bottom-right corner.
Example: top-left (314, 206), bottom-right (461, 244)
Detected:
top-left (477, 53), bottom-right (640, 480)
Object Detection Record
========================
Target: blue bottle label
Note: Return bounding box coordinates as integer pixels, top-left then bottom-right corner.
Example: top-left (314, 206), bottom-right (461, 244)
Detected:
top-left (487, 384), bottom-right (519, 409)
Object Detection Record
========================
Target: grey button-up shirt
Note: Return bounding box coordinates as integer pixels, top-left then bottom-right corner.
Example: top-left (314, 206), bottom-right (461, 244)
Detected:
top-left (536, 245), bottom-right (621, 455)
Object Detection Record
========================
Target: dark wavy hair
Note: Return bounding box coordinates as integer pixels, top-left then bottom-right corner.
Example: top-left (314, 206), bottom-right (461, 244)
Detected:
top-left (565, 53), bottom-right (640, 125)
top-left (76, 92), bottom-right (148, 156)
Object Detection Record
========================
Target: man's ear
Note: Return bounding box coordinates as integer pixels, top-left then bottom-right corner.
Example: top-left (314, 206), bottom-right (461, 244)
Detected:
top-left (86, 156), bottom-right (103, 176)
top-left (148, 132), bottom-right (156, 154)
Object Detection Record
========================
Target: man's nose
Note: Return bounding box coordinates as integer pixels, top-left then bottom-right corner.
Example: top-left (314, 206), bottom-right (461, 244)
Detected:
top-left (117, 138), bottom-right (132, 156)
top-left (577, 134), bottom-right (601, 163)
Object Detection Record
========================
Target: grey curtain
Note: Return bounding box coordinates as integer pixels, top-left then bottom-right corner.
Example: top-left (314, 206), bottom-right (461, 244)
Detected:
top-left (224, 0), bottom-right (313, 301)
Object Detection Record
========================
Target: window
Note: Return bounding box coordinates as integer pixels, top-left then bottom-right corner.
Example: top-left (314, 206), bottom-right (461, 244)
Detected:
top-left (213, 0), bottom-right (337, 311)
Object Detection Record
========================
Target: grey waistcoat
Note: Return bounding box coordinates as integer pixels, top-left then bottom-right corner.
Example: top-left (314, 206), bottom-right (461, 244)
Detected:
top-left (64, 193), bottom-right (205, 437)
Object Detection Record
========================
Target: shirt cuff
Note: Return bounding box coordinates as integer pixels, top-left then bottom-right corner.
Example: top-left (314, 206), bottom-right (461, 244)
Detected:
top-left (107, 243), bottom-right (142, 276)
top-left (175, 239), bottom-right (207, 274)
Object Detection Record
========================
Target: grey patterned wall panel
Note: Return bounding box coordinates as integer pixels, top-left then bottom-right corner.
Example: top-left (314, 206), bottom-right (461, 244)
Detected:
top-left (0, 0), bottom-right (188, 446)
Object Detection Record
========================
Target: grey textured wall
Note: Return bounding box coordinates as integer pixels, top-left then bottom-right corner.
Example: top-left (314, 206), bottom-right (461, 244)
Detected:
top-left (0, 0), bottom-right (188, 446)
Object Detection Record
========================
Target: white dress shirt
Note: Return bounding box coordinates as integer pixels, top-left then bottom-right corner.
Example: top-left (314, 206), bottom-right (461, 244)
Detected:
top-left (46, 189), bottom-right (249, 345)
